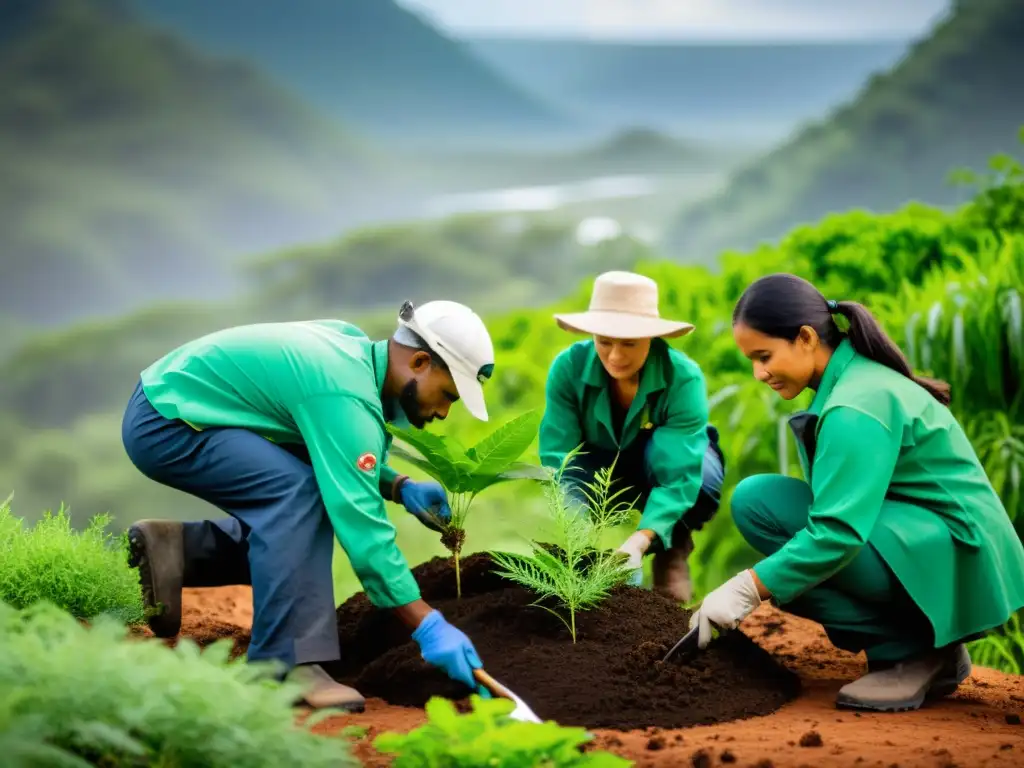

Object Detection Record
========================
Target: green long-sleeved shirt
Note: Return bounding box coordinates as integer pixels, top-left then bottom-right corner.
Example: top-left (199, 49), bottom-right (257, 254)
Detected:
top-left (755, 339), bottom-right (1024, 645)
top-left (139, 320), bottom-right (421, 609)
top-left (537, 338), bottom-right (710, 549)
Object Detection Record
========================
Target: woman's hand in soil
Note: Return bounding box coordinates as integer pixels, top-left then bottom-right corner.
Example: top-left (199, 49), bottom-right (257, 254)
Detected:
top-left (399, 480), bottom-right (452, 532)
top-left (616, 530), bottom-right (655, 585)
top-left (688, 569), bottom-right (763, 649)
top-left (412, 609), bottom-right (484, 692)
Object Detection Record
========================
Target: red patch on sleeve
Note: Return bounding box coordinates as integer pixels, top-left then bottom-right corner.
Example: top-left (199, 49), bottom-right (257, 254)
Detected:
top-left (357, 452), bottom-right (377, 472)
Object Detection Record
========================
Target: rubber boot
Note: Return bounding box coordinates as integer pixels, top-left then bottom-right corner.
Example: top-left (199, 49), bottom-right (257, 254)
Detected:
top-left (127, 519), bottom-right (184, 638)
top-left (290, 663), bottom-right (366, 712)
top-left (652, 531), bottom-right (695, 604)
top-left (836, 643), bottom-right (972, 712)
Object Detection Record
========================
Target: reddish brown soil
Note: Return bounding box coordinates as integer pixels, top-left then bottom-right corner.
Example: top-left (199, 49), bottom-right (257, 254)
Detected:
top-left (142, 580), bottom-right (1024, 768)
top-left (327, 553), bottom-right (800, 730)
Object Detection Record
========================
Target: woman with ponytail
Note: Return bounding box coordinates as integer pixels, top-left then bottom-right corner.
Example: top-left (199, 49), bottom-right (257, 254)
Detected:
top-left (687, 273), bottom-right (1024, 713)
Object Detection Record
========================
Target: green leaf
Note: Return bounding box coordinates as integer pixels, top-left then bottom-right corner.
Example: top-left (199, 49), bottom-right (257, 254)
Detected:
top-left (386, 426), bottom-right (474, 491)
top-left (467, 410), bottom-right (541, 476)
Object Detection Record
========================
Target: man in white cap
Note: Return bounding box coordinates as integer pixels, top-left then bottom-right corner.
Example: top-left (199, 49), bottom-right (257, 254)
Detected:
top-left (120, 300), bottom-right (495, 710)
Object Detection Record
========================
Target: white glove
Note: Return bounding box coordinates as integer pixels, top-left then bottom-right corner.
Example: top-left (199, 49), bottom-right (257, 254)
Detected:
top-left (615, 531), bottom-right (652, 586)
top-left (688, 570), bottom-right (762, 649)
top-left (615, 531), bottom-right (651, 570)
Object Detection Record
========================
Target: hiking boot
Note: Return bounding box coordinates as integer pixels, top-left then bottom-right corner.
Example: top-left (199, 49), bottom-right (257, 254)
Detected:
top-left (652, 533), bottom-right (695, 604)
top-left (126, 519), bottom-right (184, 638)
top-left (836, 644), bottom-right (972, 712)
top-left (291, 663), bottom-right (366, 712)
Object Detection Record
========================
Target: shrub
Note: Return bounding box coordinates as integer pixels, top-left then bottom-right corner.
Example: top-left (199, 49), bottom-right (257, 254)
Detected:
top-left (374, 695), bottom-right (630, 767)
top-left (0, 497), bottom-right (144, 624)
top-left (0, 600), bottom-right (357, 768)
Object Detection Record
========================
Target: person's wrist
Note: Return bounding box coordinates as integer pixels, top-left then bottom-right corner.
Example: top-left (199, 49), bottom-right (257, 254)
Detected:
top-left (625, 529), bottom-right (655, 553)
top-left (393, 599), bottom-right (433, 631)
top-left (747, 569), bottom-right (771, 600)
top-left (392, 474), bottom-right (410, 503)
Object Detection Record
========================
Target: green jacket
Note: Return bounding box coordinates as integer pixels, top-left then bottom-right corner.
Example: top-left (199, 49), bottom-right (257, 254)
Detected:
top-left (538, 338), bottom-right (710, 549)
top-left (139, 320), bottom-right (421, 610)
top-left (755, 339), bottom-right (1024, 646)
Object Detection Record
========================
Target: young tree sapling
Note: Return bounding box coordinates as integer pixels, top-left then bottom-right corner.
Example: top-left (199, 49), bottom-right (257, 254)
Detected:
top-left (386, 410), bottom-right (544, 598)
top-left (489, 448), bottom-right (639, 643)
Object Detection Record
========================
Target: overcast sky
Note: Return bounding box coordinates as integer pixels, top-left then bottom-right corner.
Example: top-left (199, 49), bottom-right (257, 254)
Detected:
top-left (397, 0), bottom-right (954, 41)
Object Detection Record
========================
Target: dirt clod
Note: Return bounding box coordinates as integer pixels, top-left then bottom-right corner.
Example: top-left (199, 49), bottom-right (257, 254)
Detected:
top-left (689, 748), bottom-right (712, 768)
top-left (1005, 713), bottom-right (1021, 725)
top-left (799, 730), bottom-right (823, 747)
top-left (329, 553), bottom-right (799, 730)
top-left (646, 736), bottom-right (667, 751)
top-left (719, 748), bottom-right (736, 763)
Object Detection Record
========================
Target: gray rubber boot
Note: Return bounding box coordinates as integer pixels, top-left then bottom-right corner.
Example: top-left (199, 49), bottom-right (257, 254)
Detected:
top-left (127, 520), bottom-right (185, 638)
top-left (652, 532), bottom-right (695, 604)
top-left (290, 664), bottom-right (366, 712)
top-left (836, 643), bottom-right (972, 712)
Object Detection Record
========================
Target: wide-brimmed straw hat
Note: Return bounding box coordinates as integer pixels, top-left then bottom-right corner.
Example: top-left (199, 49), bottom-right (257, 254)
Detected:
top-left (553, 271), bottom-right (695, 340)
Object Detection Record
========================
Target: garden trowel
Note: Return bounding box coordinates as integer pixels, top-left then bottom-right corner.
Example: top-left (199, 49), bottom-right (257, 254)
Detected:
top-left (473, 669), bottom-right (544, 723)
top-left (662, 624), bottom-right (700, 663)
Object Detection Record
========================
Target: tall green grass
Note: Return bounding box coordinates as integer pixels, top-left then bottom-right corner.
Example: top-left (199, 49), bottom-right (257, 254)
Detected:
top-left (0, 496), bottom-right (144, 624)
top-left (0, 600), bottom-right (357, 767)
top-left (968, 612), bottom-right (1024, 676)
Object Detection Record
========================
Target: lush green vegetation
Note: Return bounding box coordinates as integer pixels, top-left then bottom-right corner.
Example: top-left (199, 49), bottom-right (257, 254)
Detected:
top-left (1, 132), bottom-right (1022, 675)
top-left (0, 599), bottom-right (357, 767)
top-left (0, 498), bottom-right (143, 624)
top-left (374, 695), bottom-right (629, 767)
top-left (664, 0), bottom-right (1024, 262)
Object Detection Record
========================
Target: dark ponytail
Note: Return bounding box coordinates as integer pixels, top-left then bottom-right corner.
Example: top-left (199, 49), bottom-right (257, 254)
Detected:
top-left (733, 273), bottom-right (951, 405)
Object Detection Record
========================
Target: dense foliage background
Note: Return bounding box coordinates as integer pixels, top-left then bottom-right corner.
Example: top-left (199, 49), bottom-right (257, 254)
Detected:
top-left (3, 133), bottom-right (1022, 638)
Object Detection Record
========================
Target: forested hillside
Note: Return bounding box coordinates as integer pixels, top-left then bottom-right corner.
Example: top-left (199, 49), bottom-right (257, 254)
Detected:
top-left (131, 0), bottom-right (572, 144)
top-left (469, 37), bottom-right (909, 141)
top-left (0, 0), bottom-right (392, 326)
top-left (664, 0), bottom-right (1024, 260)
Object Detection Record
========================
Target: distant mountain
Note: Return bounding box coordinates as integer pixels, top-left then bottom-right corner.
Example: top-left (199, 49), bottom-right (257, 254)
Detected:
top-left (662, 0), bottom-right (1024, 259)
top-left (0, 0), bottom-right (401, 326)
top-left (467, 38), bottom-right (911, 143)
top-left (131, 0), bottom-right (573, 146)
top-left (399, 127), bottom-right (745, 192)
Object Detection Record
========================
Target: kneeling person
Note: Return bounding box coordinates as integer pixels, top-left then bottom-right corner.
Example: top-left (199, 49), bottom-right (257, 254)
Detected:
top-left (690, 273), bottom-right (1024, 712)
top-left (539, 271), bottom-right (726, 603)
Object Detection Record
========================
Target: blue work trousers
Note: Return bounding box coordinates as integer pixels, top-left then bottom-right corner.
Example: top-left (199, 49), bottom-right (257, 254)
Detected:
top-left (121, 380), bottom-right (339, 669)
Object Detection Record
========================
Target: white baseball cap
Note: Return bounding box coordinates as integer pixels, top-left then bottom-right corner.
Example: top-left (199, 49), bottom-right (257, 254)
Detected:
top-left (396, 300), bottom-right (495, 421)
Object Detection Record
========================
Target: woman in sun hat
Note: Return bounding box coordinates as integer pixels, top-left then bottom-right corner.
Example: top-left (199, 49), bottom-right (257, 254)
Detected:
top-left (538, 270), bottom-right (726, 603)
top-left (688, 272), bottom-right (1024, 712)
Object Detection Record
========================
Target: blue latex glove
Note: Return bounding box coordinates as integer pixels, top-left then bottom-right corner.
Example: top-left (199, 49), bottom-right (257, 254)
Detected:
top-left (412, 609), bottom-right (487, 694)
top-left (400, 480), bottom-right (451, 532)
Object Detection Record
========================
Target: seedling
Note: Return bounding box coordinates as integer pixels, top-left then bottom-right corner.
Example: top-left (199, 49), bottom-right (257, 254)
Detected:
top-left (489, 448), bottom-right (639, 643)
top-left (386, 410), bottom-right (545, 598)
top-left (374, 694), bottom-right (630, 767)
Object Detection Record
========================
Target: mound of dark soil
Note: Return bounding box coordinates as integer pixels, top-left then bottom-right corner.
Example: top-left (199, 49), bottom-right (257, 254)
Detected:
top-left (327, 553), bottom-right (800, 731)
